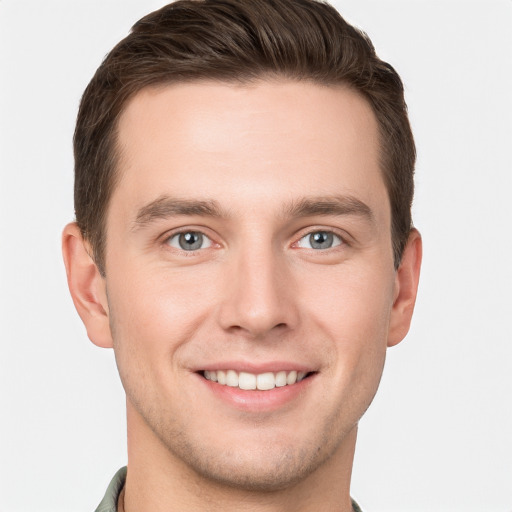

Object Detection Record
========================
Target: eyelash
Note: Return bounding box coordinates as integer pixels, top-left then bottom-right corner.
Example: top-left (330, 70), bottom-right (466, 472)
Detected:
top-left (163, 227), bottom-right (347, 254)
top-left (164, 229), bottom-right (215, 254)
top-left (294, 230), bottom-right (344, 251)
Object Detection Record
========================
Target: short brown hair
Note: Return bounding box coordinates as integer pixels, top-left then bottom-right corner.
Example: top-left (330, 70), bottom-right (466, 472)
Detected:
top-left (74, 0), bottom-right (415, 275)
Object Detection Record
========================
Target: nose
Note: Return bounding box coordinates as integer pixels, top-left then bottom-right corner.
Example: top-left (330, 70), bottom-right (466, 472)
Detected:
top-left (217, 245), bottom-right (299, 339)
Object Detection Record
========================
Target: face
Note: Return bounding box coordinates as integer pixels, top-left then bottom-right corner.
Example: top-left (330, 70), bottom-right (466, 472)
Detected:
top-left (102, 80), bottom-right (401, 490)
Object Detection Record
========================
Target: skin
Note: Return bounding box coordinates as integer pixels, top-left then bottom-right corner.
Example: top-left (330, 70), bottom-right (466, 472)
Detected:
top-left (63, 80), bottom-right (422, 512)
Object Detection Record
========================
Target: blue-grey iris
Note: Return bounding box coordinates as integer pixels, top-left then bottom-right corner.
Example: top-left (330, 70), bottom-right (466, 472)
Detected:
top-left (179, 232), bottom-right (203, 250)
top-left (310, 231), bottom-right (334, 249)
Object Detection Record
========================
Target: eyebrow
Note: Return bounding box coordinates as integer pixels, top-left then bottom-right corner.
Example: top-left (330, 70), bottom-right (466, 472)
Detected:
top-left (283, 195), bottom-right (375, 223)
top-left (132, 196), bottom-right (226, 230)
top-left (131, 193), bottom-right (374, 231)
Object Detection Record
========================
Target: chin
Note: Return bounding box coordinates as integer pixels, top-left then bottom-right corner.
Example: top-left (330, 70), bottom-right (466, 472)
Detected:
top-left (178, 443), bottom-right (328, 492)
top-left (157, 422), bottom-right (348, 493)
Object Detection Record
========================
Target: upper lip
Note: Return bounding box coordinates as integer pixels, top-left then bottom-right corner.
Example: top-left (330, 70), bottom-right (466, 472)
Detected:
top-left (193, 361), bottom-right (317, 374)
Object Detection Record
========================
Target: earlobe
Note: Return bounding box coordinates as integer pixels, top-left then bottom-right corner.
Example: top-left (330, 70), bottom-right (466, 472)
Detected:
top-left (62, 223), bottom-right (113, 348)
top-left (387, 228), bottom-right (422, 347)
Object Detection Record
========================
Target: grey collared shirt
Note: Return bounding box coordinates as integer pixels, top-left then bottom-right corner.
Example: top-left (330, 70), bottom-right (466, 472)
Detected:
top-left (95, 467), bottom-right (363, 512)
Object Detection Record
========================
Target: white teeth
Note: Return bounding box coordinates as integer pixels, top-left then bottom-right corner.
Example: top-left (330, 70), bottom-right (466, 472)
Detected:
top-left (286, 370), bottom-right (297, 385)
top-left (239, 372), bottom-right (257, 390)
top-left (226, 370), bottom-right (238, 387)
top-left (203, 369), bottom-right (309, 390)
top-left (217, 370), bottom-right (227, 385)
top-left (275, 371), bottom-right (287, 387)
top-left (257, 372), bottom-right (275, 391)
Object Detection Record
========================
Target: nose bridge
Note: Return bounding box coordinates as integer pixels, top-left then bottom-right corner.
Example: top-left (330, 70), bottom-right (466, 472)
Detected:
top-left (218, 237), bottom-right (296, 337)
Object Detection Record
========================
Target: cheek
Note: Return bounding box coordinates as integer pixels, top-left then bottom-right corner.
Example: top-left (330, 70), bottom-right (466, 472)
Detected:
top-left (107, 264), bottom-right (219, 354)
top-left (299, 263), bottom-right (395, 380)
top-left (301, 261), bottom-right (395, 334)
top-left (106, 266), bottom-right (217, 413)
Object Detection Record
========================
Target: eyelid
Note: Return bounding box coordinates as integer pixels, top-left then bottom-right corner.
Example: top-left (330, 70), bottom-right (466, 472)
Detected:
top-left (157, 225), bottom-right (350, 252)
top-left (160, 226), bottom-right (220, 253)
top-left (292, 227), bottom-right (350, 250)
top-left (167, 231), bottom-right (212, 250)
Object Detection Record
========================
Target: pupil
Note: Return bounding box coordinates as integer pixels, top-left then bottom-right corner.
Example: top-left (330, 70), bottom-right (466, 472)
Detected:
top-left (179, 232), bottom-right (202, 250)
top-left (310, 231), bottom-right (333, 249)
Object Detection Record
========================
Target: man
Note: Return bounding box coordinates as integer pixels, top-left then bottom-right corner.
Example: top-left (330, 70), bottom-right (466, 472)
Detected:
top-left (62, 0), bottom-right (422, 510)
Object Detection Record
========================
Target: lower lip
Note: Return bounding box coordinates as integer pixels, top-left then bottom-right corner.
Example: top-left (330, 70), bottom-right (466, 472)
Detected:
top-left (197, 374), bottom-right (315, 412)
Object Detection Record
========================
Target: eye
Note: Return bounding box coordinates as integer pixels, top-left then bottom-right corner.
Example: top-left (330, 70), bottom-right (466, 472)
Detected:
top-left (167, 231), bottom-right (212, 251)
top-left (296, 230), bottom-right (342, 250)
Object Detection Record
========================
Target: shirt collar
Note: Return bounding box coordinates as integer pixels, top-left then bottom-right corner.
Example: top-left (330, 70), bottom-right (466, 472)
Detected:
top-left (94, 467), bottom-right (127, 512)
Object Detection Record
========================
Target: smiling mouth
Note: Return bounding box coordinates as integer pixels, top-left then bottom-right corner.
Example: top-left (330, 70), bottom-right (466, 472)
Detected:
top-left (201, 370), bottom-right (314, 390)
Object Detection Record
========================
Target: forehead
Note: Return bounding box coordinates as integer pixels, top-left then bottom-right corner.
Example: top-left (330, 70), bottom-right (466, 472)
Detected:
top-left (112, 79), bottom-right (387, 222)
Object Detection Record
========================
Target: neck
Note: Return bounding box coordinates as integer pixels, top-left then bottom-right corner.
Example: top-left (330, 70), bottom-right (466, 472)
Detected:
top-left (122, 403), bottom-right (357, 512)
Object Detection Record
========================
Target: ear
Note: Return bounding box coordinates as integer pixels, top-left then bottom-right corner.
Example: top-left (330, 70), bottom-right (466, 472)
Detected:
top-left (62, 222), bottom-right (113, 348)
top-left (387, 228), bottom-right (422, 347)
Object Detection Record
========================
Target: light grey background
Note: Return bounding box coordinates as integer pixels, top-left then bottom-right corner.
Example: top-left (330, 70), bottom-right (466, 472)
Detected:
top-left (1, 1), bottom-right (511, 511)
